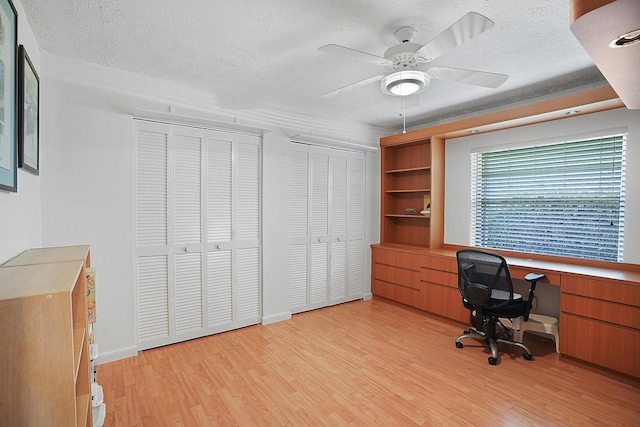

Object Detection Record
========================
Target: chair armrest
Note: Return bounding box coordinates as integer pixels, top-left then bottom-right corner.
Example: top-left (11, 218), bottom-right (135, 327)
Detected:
top-left (525, 273), bottom-right (545, 282)
top-left (523, 273), bottom-right (545, 322)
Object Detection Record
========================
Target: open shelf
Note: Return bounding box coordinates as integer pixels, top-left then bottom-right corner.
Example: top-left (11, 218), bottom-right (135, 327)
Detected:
top-left (380, 137), bottom-right (442, 248)
top-left (386, 166), bottom-right (431, 174)
top-left (385, 214), bottom-right (430, 218)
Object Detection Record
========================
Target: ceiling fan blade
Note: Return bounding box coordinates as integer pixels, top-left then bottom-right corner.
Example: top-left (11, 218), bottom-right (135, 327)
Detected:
top-left (318, 44), bottom-right (392, 67)
top-left (427, 66), bottom-right (508, 88)
top-left (322, 74), bottom-right (386, 97)
top-left (416, 12), bottom-right (495, 62)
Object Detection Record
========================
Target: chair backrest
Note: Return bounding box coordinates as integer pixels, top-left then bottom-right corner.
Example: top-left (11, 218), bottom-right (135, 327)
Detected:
top-left (456, 249), bottom-right (514, 310)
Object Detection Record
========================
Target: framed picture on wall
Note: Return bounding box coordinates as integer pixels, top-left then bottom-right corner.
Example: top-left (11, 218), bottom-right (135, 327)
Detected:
top-left (0, 0), bottom-right (17, 191)
top-left (18, 45), bottom-right (39, 175)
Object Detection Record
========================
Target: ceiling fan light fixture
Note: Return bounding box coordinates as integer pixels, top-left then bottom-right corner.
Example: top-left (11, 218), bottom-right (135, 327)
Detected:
top-left (381, 70), bottom-right (430, 96)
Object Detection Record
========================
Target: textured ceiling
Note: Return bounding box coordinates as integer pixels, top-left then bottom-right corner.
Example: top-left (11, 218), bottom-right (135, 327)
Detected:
top-left (21, 0), bottom-right (605, 131)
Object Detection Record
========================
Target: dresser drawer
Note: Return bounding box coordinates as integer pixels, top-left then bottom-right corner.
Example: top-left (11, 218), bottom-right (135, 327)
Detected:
top-left (373, 247), bottom-right (422, 271)
top-left (562, 276), bottom-right (640, 306)
top-left (421, 268), bottom-right (457, 288)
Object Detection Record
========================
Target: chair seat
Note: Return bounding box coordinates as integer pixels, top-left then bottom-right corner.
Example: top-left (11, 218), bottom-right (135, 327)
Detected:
top-left (502, 313), bottom-right (559, 353)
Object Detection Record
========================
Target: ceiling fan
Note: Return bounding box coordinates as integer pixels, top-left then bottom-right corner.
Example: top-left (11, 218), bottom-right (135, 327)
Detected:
top-left (318, 12), bottom-right (508, 98)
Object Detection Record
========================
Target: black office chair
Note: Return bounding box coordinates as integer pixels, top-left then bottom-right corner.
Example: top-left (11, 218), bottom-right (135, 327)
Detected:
top-left (454, 249), bottom-right (545, 365)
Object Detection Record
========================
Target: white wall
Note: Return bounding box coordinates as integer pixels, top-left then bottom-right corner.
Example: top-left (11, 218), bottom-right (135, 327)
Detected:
top-left (39, 53), bottom-right (383, 363)
top-left (445, 108), bottom-right (640, 265)
top-left (0, 0), bottom-right (42, 263)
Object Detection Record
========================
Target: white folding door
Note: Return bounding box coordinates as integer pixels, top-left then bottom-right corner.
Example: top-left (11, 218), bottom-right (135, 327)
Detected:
top-left (135, 120), bottom-right (261, 350)
top-left (289, 143), bottom-right (365, 313)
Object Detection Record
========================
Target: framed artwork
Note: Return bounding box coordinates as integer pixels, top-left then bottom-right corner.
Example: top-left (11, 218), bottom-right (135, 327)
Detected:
top-left (0, 0), bottom-right (17, 191)
top-left (18, 45), bottom-right (39, 175)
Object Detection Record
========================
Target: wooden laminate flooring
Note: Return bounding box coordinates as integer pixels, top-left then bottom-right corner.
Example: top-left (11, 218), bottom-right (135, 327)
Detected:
top-left (100, 298), bottom-right (640, 426)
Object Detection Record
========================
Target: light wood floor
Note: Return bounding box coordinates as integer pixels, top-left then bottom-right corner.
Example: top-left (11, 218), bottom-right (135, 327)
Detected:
top-left (100, 298), bottom-right (640, 426)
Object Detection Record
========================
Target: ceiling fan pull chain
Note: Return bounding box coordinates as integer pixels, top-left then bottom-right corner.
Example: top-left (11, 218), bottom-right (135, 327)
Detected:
top-left (402, 97), bottom-right (407, 134)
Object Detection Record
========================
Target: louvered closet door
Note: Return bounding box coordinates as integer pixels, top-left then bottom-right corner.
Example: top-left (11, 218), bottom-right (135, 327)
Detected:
top-left (288, 143), bottom-right (365, 314)
top-left (310, 146), bottom-right (330, 308)
top-left (173, 126), bottom-right (205, 342)
top-left (136, 120), bottom-right (261, 351)
top-left (329, 150), bottom-right (348, 302)
top-left (205, 131), bottom-right (261, 333)
top-left (347, 152), bottom-right (365, 298)
top-left (233, 134), bottom-right (261, 325)
top-left (136, 121), bottom-right (171, 349)
top-left (289, 145), bottom-right (310, 313)
top-left (205, 131), bottom-right (234, 331)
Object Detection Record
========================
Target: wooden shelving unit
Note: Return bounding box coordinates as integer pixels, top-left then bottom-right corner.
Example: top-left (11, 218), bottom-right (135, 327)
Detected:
top-left (0, 245), bottom-right (93, 427)
top-left (380, 138), bottom-right (444, 248)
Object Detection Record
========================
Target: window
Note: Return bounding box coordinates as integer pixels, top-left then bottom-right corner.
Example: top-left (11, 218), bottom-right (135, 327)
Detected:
top-left (470, 132), bottom-right (626, 262)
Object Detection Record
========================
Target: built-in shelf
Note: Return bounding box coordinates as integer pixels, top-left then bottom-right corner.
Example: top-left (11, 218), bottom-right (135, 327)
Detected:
top-left (385, 189), bottom-right (430, 193)
top-left (385, 214), bottom-right (431, 219)
top-left (386, 166), bottom-right (431, 174)
top-left (380, 137), bottom-right (437, 247)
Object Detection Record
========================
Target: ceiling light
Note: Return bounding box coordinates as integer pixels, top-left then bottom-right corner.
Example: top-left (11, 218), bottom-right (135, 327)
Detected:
top-left (381, 70), bottom-right (430, 96)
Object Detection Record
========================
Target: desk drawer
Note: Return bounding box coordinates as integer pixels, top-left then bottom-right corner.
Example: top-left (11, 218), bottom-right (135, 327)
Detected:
top-left (373, 263), bottom-right (420, 289)
top-left (421, 268), bottom-right (457, 288)
top-left (562, 294), bottom-right (640, 329)
top-left (373, 247), bottom-right (422, 271)
top-left (561, 313), bottom-right (640, 378)
top-left (372, 279), bottom-right (424, 308)
top-left (562, 276), bottom-right (640, 306)
top-left (423, 255), bottom-right (457, 272)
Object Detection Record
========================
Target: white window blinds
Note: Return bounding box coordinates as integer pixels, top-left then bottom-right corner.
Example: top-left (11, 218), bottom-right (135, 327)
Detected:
top-left (470, 132), bottom-right (626, 262)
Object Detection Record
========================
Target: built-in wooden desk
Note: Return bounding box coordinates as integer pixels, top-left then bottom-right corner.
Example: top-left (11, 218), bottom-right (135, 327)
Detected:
top-left (371, 244), bottom-right (640, 379)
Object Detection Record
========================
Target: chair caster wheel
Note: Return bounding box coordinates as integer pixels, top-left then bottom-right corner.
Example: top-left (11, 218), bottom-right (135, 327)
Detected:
top-left (488, 357), bottom-right (498, 365)
top-left (455, 342), bottom-right (463, 348)
top-left (523, 353), bottom-right (533, 361)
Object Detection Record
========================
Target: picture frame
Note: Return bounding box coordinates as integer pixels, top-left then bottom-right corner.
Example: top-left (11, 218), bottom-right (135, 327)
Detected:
top-left (0, 0), bottom-right (17, 191)
top-left (18, 45), bottom-right (39, 175)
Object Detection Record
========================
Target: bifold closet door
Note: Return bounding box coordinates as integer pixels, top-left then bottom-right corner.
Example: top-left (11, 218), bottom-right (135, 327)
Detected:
top-left (289, 143), bottom-right (365, 314)
top-left (135, 120), bottom-right (261, 351)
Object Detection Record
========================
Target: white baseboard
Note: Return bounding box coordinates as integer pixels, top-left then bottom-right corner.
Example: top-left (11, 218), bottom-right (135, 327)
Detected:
top-left (261, 311), bottom-right (292, 325)
top-left (95, 345), bottom-right (138, 365)
top-left (363, 292), bottom-right (373, 300)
